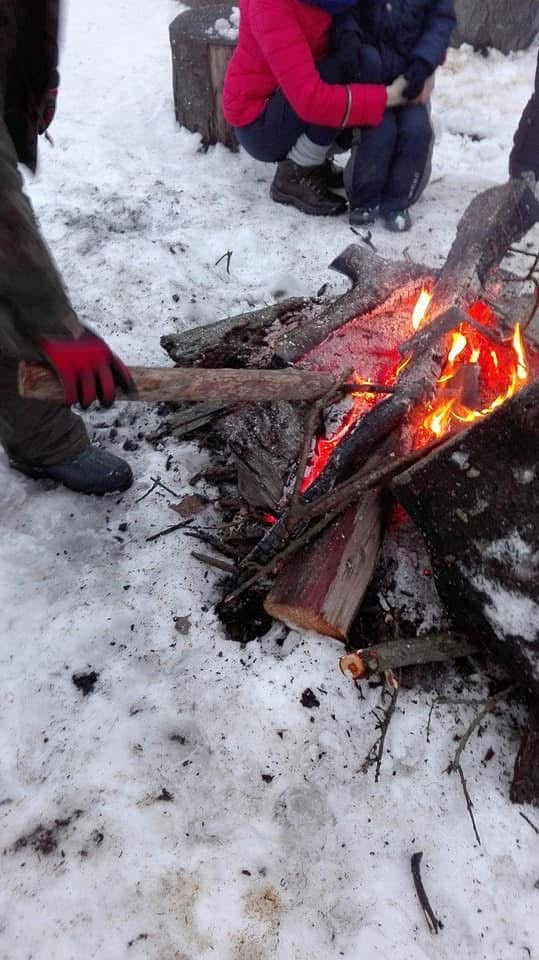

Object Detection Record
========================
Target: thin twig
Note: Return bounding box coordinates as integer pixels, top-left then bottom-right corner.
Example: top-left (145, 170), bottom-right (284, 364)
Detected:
top-left (519, 811), bottom-right (539, 835)
top-left (446, 684), bottom-right (517, 845)
top-left (190, 551), bottom-right (236, 573)
top-left (411, 852), bottom-right (442, 934)
top-left (287, 367), bottom-right (353, 529)
top-left (361, 676), bottom-right (400, 782)
top-left (454, 764), bottom-right (481, 845)
top-left (297, 438), bottom-right (443, 526)
top-left (182, 528), bottom-right (240, 559)
top-left (448, 684), bottom-right (516, 772)
top-left (145, 518), bottom-right (193, 542)
top-left (136, 475), bottom-right (181, 503)
top-left (215, 249), bottom-right (233, 273)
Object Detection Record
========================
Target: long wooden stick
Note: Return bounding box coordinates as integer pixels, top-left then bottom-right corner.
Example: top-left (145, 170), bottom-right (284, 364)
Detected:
top-left (18, 362), bottom-right (394, 405)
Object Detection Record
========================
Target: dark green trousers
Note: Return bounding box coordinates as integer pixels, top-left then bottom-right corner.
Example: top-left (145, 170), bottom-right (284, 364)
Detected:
top-left (0, 357), bottom-right (88, 466)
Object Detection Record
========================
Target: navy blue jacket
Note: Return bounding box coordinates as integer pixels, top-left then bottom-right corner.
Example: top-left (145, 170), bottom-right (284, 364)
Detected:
top-left (332, 0), bottom-right (456, 84)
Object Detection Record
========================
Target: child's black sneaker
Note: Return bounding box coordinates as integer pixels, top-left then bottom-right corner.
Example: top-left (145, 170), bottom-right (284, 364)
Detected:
top-left (349, 205), bottom-right (378, 226)
top-left (384, 209), bottom-right (412, 232)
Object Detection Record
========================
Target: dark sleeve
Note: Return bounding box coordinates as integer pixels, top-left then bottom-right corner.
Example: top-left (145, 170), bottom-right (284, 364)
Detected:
top-left (331, 13), bottom-right (375, 82)
top-left (411, 0), bottom-right (457, 69)
top-left (509, 51), bottom-right (539, 179)
top-left (0, 115), bottom-right (82, 358)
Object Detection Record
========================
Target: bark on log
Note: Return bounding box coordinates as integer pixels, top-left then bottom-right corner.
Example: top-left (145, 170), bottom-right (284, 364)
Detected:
top-left (18, 363), bottom-right (353, 405)
top-left (452, 0), bottom-right (539, 53)
top-left (339, 633), bottom-right (479, 679)
top-left (392, 378), bottom-right (539, 699)
top-left (169, 5), bottom-right (237, 150)
top-left (273, 244), bottom-right (434, 366)
top-left (160, 297), bottom-right (319, 369)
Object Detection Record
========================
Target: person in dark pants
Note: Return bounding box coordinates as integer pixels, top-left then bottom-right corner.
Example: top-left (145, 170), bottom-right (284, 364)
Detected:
top-left (331, 0), bottom-right (456, 230)
top-left (509, 50), bottom-right (539, 181)
top-left (223, 0), bottom-right (415, 217)
top-left (0, 0), bottom-right (134, 495)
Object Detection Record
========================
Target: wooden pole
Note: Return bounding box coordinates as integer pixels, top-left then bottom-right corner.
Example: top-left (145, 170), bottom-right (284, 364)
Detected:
top-left (18, 362), bottom-right (389, 405)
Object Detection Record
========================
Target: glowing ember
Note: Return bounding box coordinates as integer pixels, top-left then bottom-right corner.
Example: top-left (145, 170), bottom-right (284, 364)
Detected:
top-left (411, 288), bottom-right (432, 330)
top-left (297, 290), bottom-right (533, 496)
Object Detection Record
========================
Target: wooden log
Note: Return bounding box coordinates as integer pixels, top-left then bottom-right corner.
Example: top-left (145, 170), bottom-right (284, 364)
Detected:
top-left (246, 182), bottom-right (539, 638)
top-left (273, 244), bottom-right (435, 366)
top-left (18, 363), bottom-right (356, 405)
top-left (160, 296), bottom-right (319, 369)
top-left (392, 378), bottom-right (539, 699)
top-left (169, 5), bottom-right (237, 151)
top-left (264, 488), bottom-right (385, 639)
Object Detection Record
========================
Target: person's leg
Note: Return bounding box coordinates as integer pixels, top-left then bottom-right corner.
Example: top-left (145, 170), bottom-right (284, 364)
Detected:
top-left (0, 356), bottom-right (133, 494)
top-left (0, 356), bottom-right (88, 465)
top-left (381, 104), bottom-right (434, 225)
top-left (345, 110), bottom-right (397, 219)
top-left (509, 50), bottom-right (539, 179)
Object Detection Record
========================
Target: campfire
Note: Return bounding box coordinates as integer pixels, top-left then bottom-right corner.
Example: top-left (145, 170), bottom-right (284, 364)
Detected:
top-left (156, 177), bottom-right (539, 807)
top-left (23, 179), bottom-right (535, 809)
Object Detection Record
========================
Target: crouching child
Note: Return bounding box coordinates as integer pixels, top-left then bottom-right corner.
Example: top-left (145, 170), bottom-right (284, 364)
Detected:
top-left (331, 0), bottom-right (456, 230)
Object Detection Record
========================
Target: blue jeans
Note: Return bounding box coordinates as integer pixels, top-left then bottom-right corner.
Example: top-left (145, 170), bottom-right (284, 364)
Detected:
top-left (346, 103), bottom-right (433, 212)
top-left (234, 58), bottom-right (345, 162)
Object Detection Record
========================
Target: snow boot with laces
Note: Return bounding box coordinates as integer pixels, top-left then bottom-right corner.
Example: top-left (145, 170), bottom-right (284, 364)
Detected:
top-left (270, 160), bottom-right (347, 216)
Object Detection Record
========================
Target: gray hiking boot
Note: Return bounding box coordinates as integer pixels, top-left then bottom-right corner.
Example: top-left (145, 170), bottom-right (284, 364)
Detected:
top-left (11, 445), bottom-right (133, 495)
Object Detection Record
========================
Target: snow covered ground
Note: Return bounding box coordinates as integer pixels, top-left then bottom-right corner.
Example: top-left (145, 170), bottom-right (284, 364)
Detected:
top-left (1, 2), bottom-right (538, 958)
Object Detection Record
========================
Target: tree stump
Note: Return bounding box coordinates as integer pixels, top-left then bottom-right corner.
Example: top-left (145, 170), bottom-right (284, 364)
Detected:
top-left (169, 4), bottom-right (238, 150)
top-left (452, 0), bottom-right (539, 53)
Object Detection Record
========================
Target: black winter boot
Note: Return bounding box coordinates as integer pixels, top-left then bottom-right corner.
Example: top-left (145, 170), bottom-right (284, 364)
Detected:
top-left (270, 160), bottom-right (347, 216)
top-left (11, 445), bottom-right (133, 495)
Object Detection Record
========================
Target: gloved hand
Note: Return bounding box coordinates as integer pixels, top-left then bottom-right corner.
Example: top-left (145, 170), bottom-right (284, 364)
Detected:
top-left (38, 87), bottom-right (58, 134)
top-left (403, 58), bottom-right (433, 100)
top-left (39, 329), bottom-right (135, 409)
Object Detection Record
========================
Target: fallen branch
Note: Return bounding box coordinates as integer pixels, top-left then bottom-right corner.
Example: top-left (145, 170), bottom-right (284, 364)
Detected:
top-left (339, 632), bottom-right (478, 680)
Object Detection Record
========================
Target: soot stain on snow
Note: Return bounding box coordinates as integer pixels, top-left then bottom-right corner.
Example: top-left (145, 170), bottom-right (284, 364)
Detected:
top-left (9, 810), bottom-right (84, 856)
top-left (72, 670), bottom-right (100, 696)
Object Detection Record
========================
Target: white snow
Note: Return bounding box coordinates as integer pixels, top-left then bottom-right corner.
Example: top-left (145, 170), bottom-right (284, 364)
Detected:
top-left (473, 573), bottom-right (539, 645)
top-left (1, 2), bottom-right (538, 957)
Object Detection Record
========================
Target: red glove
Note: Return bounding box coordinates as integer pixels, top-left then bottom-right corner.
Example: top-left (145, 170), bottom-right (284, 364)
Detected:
top-left (38, 87), bottom-right (58, 134)
top-left (39, 330), bottom-right (135, 409)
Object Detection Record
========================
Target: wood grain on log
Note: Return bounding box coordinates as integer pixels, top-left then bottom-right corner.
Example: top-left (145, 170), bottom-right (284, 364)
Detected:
top-left (18, 363), bottom-right (353, 405)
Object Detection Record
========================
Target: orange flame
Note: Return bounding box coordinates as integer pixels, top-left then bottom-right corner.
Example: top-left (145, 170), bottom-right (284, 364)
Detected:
top-left (411, 288), bottom-right (432, 330)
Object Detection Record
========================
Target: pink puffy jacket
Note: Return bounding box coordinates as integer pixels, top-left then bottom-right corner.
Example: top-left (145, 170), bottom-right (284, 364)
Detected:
top-left (223, 0), bottom-right (387, 129)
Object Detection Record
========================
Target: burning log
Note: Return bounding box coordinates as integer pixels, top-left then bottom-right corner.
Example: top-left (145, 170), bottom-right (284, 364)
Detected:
top-left (392, 378), bottom-right (539, 699)
top-left (247, 182), bottom-right (538, 639)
